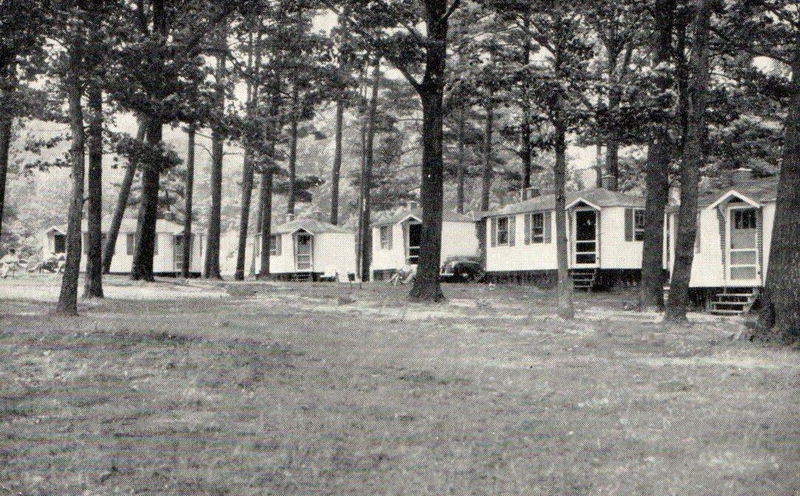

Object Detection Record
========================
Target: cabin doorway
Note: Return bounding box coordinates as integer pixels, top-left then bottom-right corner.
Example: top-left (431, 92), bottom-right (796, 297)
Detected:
top-left (53, 234), bottom-right (66, 254)
top-left (295, 232), bottom-right (313, 271)
top-left (407, 222), bottom-right (421, 265)
top-left (573, 209), bottom-right (598, 266)
top-left (174, 234), bottom-right (191, 273)
top-left (727, 206), bottom-right (759, 284)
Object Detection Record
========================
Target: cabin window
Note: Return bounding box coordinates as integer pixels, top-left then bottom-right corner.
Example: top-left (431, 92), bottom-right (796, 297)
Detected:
top-left (733, 209), bottom-right (757, 230)
top-left (53, 234), bottom-right (66, 254)
top-left (497, 217), bottom-right (509, 246)
top-left (634, 209), bottom-right (645, 241)
top-left (530, 213), bottom-right (544, 243)
top-left (380, 225), bottom-right (392, 250)
top-left (126, 233), bottom-right (135, 255)
top-left (270, 234), bottom-right (281, 256)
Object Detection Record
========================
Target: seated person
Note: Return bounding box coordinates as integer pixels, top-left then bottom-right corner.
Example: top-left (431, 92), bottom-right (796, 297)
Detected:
top-left (0, 248), bottom-right (20, 278)
top-left (390, 263), bottom-right (417, 286)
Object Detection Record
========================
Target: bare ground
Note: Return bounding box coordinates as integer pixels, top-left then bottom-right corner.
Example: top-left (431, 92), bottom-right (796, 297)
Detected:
top-left (1, 275), bottom-right (799, 495)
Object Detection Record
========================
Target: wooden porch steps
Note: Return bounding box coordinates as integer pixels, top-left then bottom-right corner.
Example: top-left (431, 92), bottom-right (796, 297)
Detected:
top-left (570, 269), bottom-right (597, 292)
top-left (709, 287), bottom-right (759, 316)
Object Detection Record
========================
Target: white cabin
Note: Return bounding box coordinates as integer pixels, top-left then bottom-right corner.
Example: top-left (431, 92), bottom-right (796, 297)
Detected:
top-left (483, 188), bottom-right (653, 286)
top-left (370, 208), bottom-right (479, 280)
top-left (42, 217), bottom-right (205, 276)
top-left (667, 175), bottom-right (777, 290)
top-left (221, 218), bottom-right (356, 281)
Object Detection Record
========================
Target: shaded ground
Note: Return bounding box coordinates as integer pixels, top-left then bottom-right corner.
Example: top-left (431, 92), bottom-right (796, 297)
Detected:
top-left (1, 275), bottom-right (799, 495)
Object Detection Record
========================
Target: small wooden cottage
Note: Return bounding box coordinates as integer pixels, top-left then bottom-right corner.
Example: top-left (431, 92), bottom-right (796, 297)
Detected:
top-left (42, 217), bottom-right (205, 276)
top-left (370, 207), bottom-right (479, 281)
top-left (482, 187), bottom-right (656, 288)
top-left (224, 217), bottom-right (356, 281)
top-left (667, 172), bottom-right (778, 314)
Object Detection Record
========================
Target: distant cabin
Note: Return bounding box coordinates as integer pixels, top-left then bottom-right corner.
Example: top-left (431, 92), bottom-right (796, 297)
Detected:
top-left (667, 172), bottom-right (778, 313)
top-left (221, 217), bottom-right (356, 281)
top-left (42, 217), bottom-right (205, 276)
top-left (482, 187), bottom-right (661, 288)
top-left (370, 208), bottom-right (479, 281)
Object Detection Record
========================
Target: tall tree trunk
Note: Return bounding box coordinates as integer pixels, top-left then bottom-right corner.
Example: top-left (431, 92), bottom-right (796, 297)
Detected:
top-left (759, 53), bottom-right (800, 338)
top-left (181, 125), bottom-right (195, 278)
top-left (0, 67), bottom-right (15, 241)
top-left (604, 50), bottom-right (621, 192)
top-left (83, 82), bottom-right (103, 298)
top-left (330, 98), bottom-right (344, 224)
top-left (286, 85), bottom-right (299, 216)
top-left (408, 3), bottom-right (449, 302)
top-left (480, 89), bottom-right (494, 212)
top-left (103, 119), bottom-right (145, 273)
top-left (56, 39), bottom-right (86, 316)
top-left (554, 121), bottom-right (575, 319)
top-left (639, 0), bottom-right (675, 312)
top-left (131, 0), bottom-right (166, 282)
top-left (204, 31), bottom-right (226, 280)
top-left (130, 119), bottom-right (162, 281)
top-left (456, 104), bottom-right (466, 214)
top-left (358, 57), bottom-right (380, 282)
top-left (235, 153), bottom-right (254, 281)
top-left (521, 14), bottom-right (533, 190)
top-left (665, 0), bottom-right (710, 322)
top-left (257, 169), bottom-right (273, 279)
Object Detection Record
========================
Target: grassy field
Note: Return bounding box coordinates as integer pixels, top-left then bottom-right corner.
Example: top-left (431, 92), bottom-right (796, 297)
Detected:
top-left (1, 275), bottom-right (799, 495)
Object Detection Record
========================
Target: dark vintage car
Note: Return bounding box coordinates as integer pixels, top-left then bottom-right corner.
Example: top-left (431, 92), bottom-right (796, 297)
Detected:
top-left (440, 256), bottom-right (484, 282)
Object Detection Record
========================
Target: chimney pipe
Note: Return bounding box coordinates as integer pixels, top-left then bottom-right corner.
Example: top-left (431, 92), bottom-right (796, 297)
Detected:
top-left (601, 175), bottom-right (615, 190)
top-left (731, 167), bottom-right (754, 183)
top-left (521, 187), bottom-right (540, 201)
top-left (407, 200), bottom-right (419, 210)
top-left (286, 213), bottom-right (295, 223)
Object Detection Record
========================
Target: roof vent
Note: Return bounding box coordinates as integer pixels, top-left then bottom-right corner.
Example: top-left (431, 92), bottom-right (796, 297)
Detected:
top-left (601, 175), bottom-right (617, 190)
top-left (521, 187), bottom-right (540, 201)
top-left (732, 167), bottom-right (755, 183)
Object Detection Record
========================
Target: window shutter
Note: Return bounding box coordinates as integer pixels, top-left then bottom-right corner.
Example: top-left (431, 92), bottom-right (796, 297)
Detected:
top-left (276, 234), bottom-right (282, 256)
top-left (490, 218), bottom-right (497, 247)
top-left (387, 227), bottom-right (393, 250)
top-left (126, 233), bottom-right (134, 255)
top-left (544, 211), bottom-right (552, 243)
top-left (625, 208), bottom-right (633, 242)
top-left (524, 214), bottom-right (531, 245)
top-left (82, 233), bottom-right (88, 254)
top-left (508, 216), bottom-right (516, 246)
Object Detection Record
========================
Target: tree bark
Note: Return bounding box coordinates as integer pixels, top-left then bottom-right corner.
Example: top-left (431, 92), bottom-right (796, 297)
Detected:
top-left (257, 169), bottom-right (273, 279)
top-left (481, 88), bottom-right (493, 212)
top-left (604, 49), bottom-right (621, 192)
top-left (639, 0), bottom-right (675, 312)
top-left (665, 0), bottom-right (710, 322)
top-left (759, 52), bottom-right (800, 338)
top-left (103, 119), bottom-right (145, 273)
top-left (56, 37), bottom-right (86, 316)
top-left (83, 82), bottom-right (103, 298)
top-left (554, 121), bottom-right (575, 319)
top-left (181, 126), bottom-right (195, 278)
top-left (521, 14), bottom-right (533, 190)
top-left (130, 119), bottom-right (162, 281)
top-left (286, 85), bottom-right (299, 216)
top-left (408, 1), bottom-right (450, 302)
top-left (330, 98), bottom-right (344, 224)
top-left (358, 57), bottom-right (380, 282)
top-left (204, 30), bottom-right (226, 280)
top-left (0, 67), bottom-right (15, 241)
top-left (456, 104), bottom-right (466, 214)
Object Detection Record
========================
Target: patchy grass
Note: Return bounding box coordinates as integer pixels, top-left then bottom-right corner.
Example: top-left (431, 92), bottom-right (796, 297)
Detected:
top-left (1, 275), bottom-right (799, 495)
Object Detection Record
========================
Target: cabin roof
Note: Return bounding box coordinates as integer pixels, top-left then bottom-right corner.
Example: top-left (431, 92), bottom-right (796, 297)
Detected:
top-left (371, 208), bottom-right (475, 227)
top-left (697, 175), bottom-right (779, 209)
top-left (484, 187), bottom-right (645, 218)
top-left (271, 218), bottom-right (352, 235)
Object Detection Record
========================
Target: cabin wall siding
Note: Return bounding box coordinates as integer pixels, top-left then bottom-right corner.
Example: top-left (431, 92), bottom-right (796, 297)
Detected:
top-left (73, 230), bottom-right (204, 274)
top-left (371, 221), bottom-right (479, 272)
top-left (485, 213), bottom-right (557, 272)
top-left (314, 232), bottom-right (357, 276)
top-left (599, 207), bottom-right (643, 269)
top-left (687, 206), bottom-right (727, 288)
